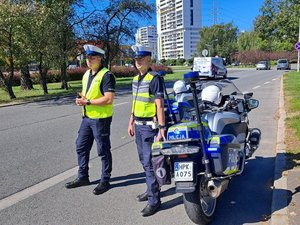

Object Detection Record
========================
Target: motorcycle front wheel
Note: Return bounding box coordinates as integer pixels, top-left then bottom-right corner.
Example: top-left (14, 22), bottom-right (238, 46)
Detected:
top-left (183, 176), bottom-right (217, 225)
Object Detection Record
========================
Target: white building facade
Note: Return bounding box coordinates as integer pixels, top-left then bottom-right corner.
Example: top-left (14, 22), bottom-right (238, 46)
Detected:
top-left (156, 0), bottom-right (202, 60)
top-left (135, 26), bottom-right (158, 60)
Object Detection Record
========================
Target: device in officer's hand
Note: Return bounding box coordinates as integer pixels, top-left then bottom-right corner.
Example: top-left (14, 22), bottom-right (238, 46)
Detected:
top-left (77, 92), bottom-right (84, 98)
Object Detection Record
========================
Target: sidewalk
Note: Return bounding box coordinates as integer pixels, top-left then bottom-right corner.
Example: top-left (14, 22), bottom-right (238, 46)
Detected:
top-left (287, 168), bottom-right (300, 225)
top-left (270, 76), bottom-right (300, 225)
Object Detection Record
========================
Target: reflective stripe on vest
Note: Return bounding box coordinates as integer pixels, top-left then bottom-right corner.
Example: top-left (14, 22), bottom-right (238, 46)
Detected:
top-left (132, 72), bottom-right (156, 118)
top-left (81, 67), bottom-right (113, 119)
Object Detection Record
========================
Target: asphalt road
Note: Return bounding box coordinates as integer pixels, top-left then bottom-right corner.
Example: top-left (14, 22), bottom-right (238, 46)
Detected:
top-left (0, 68), bottom-right (288, 225)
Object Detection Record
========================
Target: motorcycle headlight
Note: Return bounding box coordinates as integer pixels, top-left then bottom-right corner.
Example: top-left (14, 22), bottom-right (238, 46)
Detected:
top-left (161, 145), bottom-right (199, 155)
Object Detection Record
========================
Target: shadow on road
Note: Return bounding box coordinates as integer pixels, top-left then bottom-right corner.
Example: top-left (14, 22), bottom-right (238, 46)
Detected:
top-left (209, 154), bottom-right (292, 225)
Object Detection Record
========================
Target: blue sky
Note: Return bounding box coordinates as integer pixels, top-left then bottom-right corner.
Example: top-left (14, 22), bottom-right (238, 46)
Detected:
top-left (202, 0), bottom-right (265, 31)
top-left (81, 0), bottom-right (266, 32)
top-left (143, 0), bottom-right (265, 32)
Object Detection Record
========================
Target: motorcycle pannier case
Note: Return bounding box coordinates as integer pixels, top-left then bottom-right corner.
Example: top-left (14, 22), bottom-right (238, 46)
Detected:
top-left (207, 134), bottom-right (241, 176)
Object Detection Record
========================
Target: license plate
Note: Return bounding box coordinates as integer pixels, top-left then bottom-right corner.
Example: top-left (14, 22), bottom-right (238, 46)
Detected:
top-left (174, 162), bottom-right (193, 181)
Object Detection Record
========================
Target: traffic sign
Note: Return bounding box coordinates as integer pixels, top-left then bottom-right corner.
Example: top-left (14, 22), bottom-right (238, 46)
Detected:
top-left (295, 42), bottom-right (300, 51)
top-left (202, 49), bottom-right (208, 57)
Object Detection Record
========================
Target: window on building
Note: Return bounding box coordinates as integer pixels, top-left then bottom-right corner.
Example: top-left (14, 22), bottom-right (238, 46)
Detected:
top-left (190, 0), bottom-right (193, 7)
top-left (190, 10), bottom-right (193, 25)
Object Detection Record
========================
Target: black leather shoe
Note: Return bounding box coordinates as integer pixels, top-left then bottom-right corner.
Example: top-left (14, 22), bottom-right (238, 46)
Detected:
top-left (93, 181), bottom-right (110, 195)
top-left (136, 192), bottom-right (148, 202)
top-left (141, 202), bottom-right (161, 217)
top-left (65, 178), bottom-right (90, 189)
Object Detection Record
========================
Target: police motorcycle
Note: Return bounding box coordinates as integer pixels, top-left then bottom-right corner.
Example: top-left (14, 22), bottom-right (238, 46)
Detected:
top-left (151, 72), bottom-right (261, 225)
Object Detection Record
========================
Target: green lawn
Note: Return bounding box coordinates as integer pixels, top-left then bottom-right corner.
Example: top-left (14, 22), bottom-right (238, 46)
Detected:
top-left (283, 71), bottom-right (300, 167)
top-left (0, 71), bottom-right (187, 104)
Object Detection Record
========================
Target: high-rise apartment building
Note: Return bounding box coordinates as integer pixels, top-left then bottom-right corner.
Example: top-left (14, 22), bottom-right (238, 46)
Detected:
top-left (156, 0), bottom-right (201, 60)
top-left (135, 26), bottom-right (158, 60)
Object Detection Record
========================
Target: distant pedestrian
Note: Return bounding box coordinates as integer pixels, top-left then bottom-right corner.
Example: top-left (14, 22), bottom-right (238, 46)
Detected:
top-left (128, 44), bottom-right (166, 216)
top-left (65, 44), bottom-right (115, 195)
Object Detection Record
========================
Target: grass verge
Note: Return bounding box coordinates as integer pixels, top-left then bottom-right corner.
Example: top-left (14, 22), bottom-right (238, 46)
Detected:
top-left (0, 71), bottom-right (186, 105)
top-left (283, 71), bottom-right (300, 168)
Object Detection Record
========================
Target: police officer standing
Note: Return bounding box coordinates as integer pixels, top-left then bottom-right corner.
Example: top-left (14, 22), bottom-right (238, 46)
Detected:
top-left (65, 44), bottom-right (115, 195)
top-left (128, 45), bottom-right (166, 217)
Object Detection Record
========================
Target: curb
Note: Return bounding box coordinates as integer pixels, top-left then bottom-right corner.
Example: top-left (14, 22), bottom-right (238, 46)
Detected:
top-left (270, 75), bottom-right (288, 225)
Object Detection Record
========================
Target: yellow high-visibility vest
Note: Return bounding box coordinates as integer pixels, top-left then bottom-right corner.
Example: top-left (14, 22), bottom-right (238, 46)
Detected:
top-left (132, 72), bottom-right (156, 118)
top-left (81, 67), bottom-right (113, 118)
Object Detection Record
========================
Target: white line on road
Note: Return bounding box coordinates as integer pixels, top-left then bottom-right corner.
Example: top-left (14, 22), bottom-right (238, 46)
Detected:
top-left (252, 85), bottom-right (261, 90)
top-left (0, 167), bottom-right (78, 211)
top-left (115, 102), bottom-right (128, 106)
top-left (0, 102), bottom-right (128, 211)
top-left (264, 81), bottom-right (271, 84)
top-left (272, 78), bottom-right (277, 81)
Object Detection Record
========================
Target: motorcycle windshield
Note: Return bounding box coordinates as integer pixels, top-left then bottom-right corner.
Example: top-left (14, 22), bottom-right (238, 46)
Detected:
top-left (200, 79), bottom-right (244, 97)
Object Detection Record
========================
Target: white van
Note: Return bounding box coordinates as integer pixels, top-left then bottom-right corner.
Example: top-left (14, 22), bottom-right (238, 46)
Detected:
top-left (193, 57), bottom-right (227, 79)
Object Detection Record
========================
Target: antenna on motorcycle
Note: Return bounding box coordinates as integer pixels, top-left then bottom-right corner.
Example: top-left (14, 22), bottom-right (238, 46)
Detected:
top-left (184, 71), bottom-right (213, 179)
top-left (157, 70), bottom-right (176, 126)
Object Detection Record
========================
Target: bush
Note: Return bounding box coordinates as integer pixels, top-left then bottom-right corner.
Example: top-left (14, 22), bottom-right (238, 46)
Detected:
top-left (176, 58), bottom-right (186, 65)
top-left (151, 64), bottom-right (173, 74)
top-left (3, 64), bottom-right (173, 87)
top-left (111, 66), bottom-right (137, 78)
top-left (68, 67), bottom-right (87, 81)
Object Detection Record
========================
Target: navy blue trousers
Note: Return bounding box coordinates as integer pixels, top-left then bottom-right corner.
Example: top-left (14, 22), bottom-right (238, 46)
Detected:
top-left (76, 117), bottom-right (112, 182)
top-left (135, 124), bottom-right (160, 206)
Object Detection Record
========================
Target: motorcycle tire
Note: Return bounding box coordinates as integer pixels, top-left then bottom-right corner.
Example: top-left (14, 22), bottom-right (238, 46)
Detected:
top-left (183, 176), bottom-right (217, 225)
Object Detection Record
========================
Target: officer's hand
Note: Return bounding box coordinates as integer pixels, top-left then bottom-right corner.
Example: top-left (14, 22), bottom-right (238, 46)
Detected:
top-left (128, 124), bottom-right (134, 137)
top-left (156, 128), bottom-right (166, 142)
top-left (75, 93), bottom-right (86, 106)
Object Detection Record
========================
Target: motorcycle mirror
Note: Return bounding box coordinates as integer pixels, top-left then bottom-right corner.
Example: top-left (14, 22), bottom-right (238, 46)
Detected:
top-left (247, 99), bottom-right (259, 109)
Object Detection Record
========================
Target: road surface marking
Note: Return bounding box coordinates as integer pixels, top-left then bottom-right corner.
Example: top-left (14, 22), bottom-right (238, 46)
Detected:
top-left (252, 85), bottom-right (261, 90)
top-left (264, 81), bottom-right (270, 85)
top-left (272, 78), bottom-right (277, 81)
top-left (0, 167), bottom-right (78, 211)
top-left (0, 102), bottom-right (128, 211)
top-left (115, 102), bottom-right (128, 106)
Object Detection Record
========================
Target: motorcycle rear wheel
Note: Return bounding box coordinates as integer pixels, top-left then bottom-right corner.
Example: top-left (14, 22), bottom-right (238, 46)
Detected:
top-left (183, 176), bottom-right (217, 225)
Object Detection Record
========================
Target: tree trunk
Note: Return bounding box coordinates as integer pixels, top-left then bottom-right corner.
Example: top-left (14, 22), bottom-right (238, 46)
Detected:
top-left (40, 71), bottom-right (48, 95)
top-left (39, 52), bottom-right (48, 95)
top-left (20, 65), bottom-right (33, 90)
top-left (60, 8), bottom-right (68, 90)
top-left (60, 64), bottom-right (68, 90)
top-left (0, 70), bottom-right (16, 99)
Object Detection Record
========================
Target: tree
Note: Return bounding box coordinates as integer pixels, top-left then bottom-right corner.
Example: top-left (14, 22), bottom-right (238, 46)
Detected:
top-left (197, 23), bottom-right (238, 62)
top-left (274, 0), bottom-right (300, 50)
top-left (80, 0), bottom-right (155, 69)
top-left (254, 0), bottom-right (279, 43)
top-left (0, 1), bottom-right (22, 99)
top-left (237, 31), bottom-right (262, 51)
top-left (254, 0), bottom-right (300, 51)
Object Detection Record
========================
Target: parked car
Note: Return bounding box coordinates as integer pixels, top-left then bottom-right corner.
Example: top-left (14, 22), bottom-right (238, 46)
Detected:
top-left (277, 59), bottom-right (290, 70)
top-left (256, 60), bottom-right (271, 70)
top-left (193, 57), bottom-right (227, 79)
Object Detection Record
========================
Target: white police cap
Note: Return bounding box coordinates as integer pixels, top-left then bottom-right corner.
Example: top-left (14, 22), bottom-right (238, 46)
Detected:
top-left (84, 44), bottom-right (105, 56)
top-left (131, 44), bottom-right (152, 58)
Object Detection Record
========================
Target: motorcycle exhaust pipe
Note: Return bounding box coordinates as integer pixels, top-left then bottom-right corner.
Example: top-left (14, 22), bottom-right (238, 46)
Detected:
top-left (207, 179), bottom-right (229, 199)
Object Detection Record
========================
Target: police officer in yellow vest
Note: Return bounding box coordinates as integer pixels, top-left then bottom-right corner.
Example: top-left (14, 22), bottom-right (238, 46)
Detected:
top-left (65, 44), bottom-right (115, 195)
top-left (128, 45), bottom-right (166, 217)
